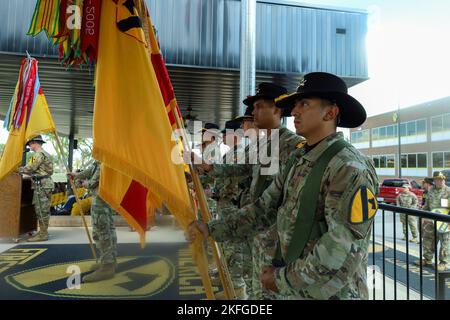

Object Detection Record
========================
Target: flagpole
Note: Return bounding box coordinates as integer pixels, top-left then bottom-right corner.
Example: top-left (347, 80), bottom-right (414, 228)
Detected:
top-left (51, 132), bottom-right (97, 260)
top-left (173, 111), bottom-right (236, 300)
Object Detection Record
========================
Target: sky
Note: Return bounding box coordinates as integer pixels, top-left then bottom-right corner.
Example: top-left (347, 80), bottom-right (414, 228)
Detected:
top-left (300, 0), bottom-right (450, 117)
top-left (2, 0), bottom-right (450, 144)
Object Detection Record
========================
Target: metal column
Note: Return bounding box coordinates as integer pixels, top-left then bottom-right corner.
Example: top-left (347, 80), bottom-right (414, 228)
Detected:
top-left (239, 0), bottom-right (256, 116)
top-left (68, 133), bottom-right (75, 172)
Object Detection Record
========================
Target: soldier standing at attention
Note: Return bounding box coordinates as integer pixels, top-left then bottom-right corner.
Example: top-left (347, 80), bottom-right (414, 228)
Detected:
top-left (196, 83), bottom-right (305, 299)
top-left (418, 171), bottom-right (450, 271)
top-left (188, 72), bottom-right (379, 299)
top-left (68, 160), bottom-right (118, 282)
top-left (396, 184), bottom-right (419, 243)
top-left (18, 135), bottom-right (54, 242)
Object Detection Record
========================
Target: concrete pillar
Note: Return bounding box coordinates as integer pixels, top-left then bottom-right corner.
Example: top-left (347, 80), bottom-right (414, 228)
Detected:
top-left (68, 133), bottom-right (75, 172)
top-left (239, 0), bottom-right (256, 116)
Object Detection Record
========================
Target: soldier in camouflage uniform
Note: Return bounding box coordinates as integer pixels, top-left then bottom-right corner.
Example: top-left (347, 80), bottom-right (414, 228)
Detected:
top-left (189, 72), bottom-right (379, 300)
top-left (418, 171), bottom-right (450, 271)
top-left (396, 184), bottom-right (419, 243)
top-left (18, 135), bottom-right (54, 242)
top-left (68, 160), bottom-right (118, 282)
top-left (211, 119), bottom-right (247, 299)
top-left (234, 108), bottom-right (258, 297)
top-left (196, 123), bottom-right (221, 278)
top-left (421, 177), bottom-right (434, 208)
top-left (196, 83), bottom-right (305, 299)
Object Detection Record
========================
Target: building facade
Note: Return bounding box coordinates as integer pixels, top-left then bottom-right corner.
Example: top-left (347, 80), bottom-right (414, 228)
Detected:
top-left (350, 96), bottom-right (450, 181)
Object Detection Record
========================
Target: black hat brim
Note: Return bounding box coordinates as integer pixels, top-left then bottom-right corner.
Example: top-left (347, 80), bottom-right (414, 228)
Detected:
top-left (275, 91), bottom-right (366, 128)
top-left (26, 139), bottom-right (46, 145)
top-left (243, 94), bottom-right (274, 106)
top-left (234, 115), bottom-right (254, 122)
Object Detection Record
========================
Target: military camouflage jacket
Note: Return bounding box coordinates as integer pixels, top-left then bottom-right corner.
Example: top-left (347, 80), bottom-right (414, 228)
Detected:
top-left (19, 150), bottom-right (54, 190)
top-left (215, 145), bottom-right (246, 209)
top-left (211, 126), bottom-right (305, 202)
top-left (208, 132), bottom-right (379, 299)
top-left (396, 191), bottom-right (418, 209)
top-left (423, 185), bottom-right (450, 211)
top-left (76, 161), bottom-right (101, 194)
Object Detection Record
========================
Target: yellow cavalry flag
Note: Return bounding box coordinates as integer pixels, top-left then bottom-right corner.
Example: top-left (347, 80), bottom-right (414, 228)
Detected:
top-left (93, 0), bottom-right (214, 298)
top-left (0, 58), bottom-right (56, 181)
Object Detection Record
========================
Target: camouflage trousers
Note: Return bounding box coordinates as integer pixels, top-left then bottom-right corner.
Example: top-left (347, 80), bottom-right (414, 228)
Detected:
top-left (32, 187), bottom-right (52, 226)
top-left (422, 219), bottom-right (450, 264)
top-left (217, 202), bottom-right (245, 290)
top-left (91, 195), bottom-right (118, 265)
top-left (242, 241), bottom-right (253, 298)
top-left (251, 225), bottom-right (278, 300)
top-left (400, 214), bottom-right (418, 238)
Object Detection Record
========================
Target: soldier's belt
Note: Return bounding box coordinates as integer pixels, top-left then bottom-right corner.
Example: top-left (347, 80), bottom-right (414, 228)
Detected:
top-left (31, 175), bottom-right (51, 181)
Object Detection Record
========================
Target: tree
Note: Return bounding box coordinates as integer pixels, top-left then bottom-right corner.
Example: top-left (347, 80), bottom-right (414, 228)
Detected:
top-left (77, 138), bottom-right (93, 169)
top-left (42, 135), bottom-right (93, 172)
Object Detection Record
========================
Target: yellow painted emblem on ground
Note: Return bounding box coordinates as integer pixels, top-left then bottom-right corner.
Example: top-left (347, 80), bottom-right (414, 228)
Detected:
top-left (6, 256), bottom-right (175, 299)
top-left (350, 186), bottom-right (378, 224)
top-left (369, 244), bottom-right (383, 253)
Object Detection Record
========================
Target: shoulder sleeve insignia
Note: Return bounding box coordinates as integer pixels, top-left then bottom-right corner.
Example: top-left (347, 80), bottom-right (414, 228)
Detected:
top-left (350, 186), bottom-right (378, 224)
top-left (296, 141), bottom-right (306, 149)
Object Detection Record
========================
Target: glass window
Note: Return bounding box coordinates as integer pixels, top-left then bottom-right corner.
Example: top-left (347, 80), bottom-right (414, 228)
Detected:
top-left (351, 132), bottom-right (357, 142)
top-left (408, 154), bottom-right (417, 168)
top-left (400, 123), bottom-right (407, 136)
top-left (418, 153), bottom-right (427, 167)
top-left (373, 156), bottom-right (380, 168)
top-left (432, 116), bottom-right (443, 132)
top-left (387, 126), bottom-right (394, 138)
top-left (433, 152), bottom-right (444, 168)
top-left (379, 127), bottom-right (386, 139)
top-left (380, 156), bottom-right (386, 168)
top-left (401, 154), bottom-right (407, 168)
top-left (387, 156), bottom-right (395, 168)
top-left (407, 121), bottom-right (416, 136)
top-left (445, 152), bottom-right (450, 169)
top-left (417, 119), bottom-right (426, 134)
top-left (393, 125), bottom-right (398, 137)
top-left (362, 130), bottom-right (369, 141)
top-left (382, 179), bottom-right (409, 187)
top-left (444, 114), bottom-right (450, 130)
top-left (372, 128), bottom-right (378, 140)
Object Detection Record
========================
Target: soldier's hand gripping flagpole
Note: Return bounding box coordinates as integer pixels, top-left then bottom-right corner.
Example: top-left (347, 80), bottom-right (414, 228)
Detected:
top-left (173, 113), bottom-right (236, 300)
top-left (51, 132), bottom-right (97, 260)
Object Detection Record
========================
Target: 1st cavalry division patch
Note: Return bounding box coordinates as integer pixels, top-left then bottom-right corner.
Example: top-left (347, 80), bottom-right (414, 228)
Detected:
top-left (350, 186), bottom-right (378, 224)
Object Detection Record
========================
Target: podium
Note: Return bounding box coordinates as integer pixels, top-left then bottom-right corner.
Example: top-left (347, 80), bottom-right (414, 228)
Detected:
top-left (0, 173), bottom-right (37, 238)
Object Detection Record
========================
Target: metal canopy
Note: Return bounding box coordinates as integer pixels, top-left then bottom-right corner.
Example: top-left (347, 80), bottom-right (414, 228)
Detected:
top-left (0, 0), bottom-right (368, 138)
top-left (0, 53), bottom-right (365, 138)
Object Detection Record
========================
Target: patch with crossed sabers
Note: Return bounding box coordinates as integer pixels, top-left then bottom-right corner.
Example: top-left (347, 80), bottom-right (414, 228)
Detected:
top-left (349, 186), bottom-right (378, 224)
top-left (5, 256), bottom-right (175, 299)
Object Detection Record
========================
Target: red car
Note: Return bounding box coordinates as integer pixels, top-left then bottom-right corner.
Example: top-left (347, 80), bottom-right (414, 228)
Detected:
top-left (377, 179), bottom-right (424, 206)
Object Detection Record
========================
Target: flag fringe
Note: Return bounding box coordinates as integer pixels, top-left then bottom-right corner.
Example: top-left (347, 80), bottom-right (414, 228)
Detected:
top-left (93, 146), bottom-right (193, 229)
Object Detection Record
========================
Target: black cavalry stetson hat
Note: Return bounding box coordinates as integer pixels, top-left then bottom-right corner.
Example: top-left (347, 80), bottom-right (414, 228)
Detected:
top-left (199, 122), bottom-right (220, 133)
top-left (275, 72), bottom-right (367, 128)
top-left (243, 83), bottom-right (291, 117)
top-left (221, 119), bottom-right (241, 134)
top-left (26, 135), bottom-right (46, 145)
top-left (234, 105), bottom-right (254, 122)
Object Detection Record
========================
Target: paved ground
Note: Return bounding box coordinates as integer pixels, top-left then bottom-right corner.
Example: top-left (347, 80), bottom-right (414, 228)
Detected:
top-left (1, 211), bottom-right (447, 300)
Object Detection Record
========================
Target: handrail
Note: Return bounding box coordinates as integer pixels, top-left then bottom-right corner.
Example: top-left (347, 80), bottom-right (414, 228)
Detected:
top-left (379, 203), bottom-right (450, 222)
